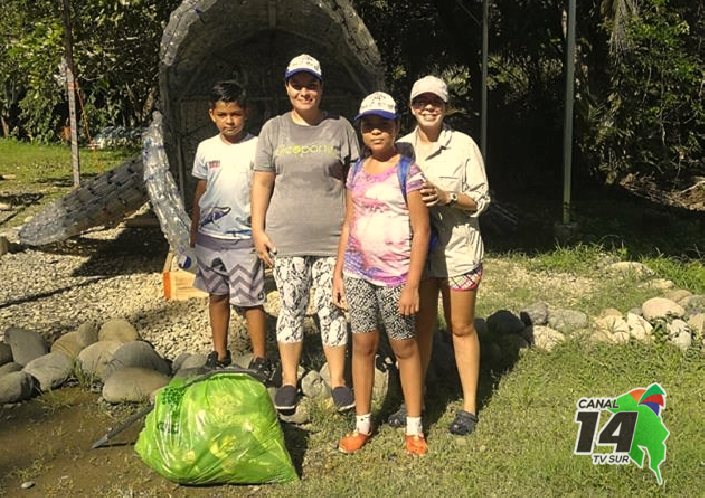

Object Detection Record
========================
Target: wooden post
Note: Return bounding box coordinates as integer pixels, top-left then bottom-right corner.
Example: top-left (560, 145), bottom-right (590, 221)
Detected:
top-left (562, 0), bottom-right (576, 225)
top-left (60, 0), bottom-right (80, 188)
top-left (480, 0), bottom-right (489, 162)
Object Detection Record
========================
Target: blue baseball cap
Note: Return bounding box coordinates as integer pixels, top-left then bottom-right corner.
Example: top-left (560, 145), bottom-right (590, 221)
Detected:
top-left (354, 92), bottom-right (397, 121)
top-left (284, 54), bottom-right (322, 80)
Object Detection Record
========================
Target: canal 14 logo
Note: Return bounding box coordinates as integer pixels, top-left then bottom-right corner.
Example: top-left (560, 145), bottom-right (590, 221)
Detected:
top-left (574, 383), bottom-right (669, 484)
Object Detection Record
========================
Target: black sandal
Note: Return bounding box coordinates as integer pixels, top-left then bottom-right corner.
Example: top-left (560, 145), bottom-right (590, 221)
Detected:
top-left (387, 404), bottom-right (407, 427)
top-left (449, 410), bottom-right (478, 436)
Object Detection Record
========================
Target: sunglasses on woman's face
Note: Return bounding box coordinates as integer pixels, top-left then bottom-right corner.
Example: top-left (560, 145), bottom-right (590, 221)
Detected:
top-left (412, 96), bottom-right (445, 108)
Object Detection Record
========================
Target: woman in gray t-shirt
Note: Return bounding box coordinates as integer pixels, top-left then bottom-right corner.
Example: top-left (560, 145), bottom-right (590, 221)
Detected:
top-left (252, 54), bottom-right (360, 413)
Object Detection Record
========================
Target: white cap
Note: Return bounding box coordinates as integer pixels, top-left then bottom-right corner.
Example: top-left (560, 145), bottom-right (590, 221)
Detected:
top-left (284, 54), bottom-right (322, 80)
top-left (354, 92), bottom-right (397, 121)
top-left (409, 75), bottom-right (448, 103)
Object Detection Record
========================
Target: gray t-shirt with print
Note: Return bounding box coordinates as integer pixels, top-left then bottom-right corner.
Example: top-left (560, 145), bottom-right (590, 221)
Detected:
top-left (254, 112), bottom-right (360, 257)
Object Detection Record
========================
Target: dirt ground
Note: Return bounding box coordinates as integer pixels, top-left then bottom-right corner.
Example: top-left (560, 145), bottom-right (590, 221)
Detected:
top-left (0, 386), bottom-right (305, 496)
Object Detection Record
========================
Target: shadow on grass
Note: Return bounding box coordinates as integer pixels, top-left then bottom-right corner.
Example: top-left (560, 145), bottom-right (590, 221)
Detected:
top-left (484, 185), bottom-right (704, 261)
top-left (37, 173), bottom-right (99, 188)
top-left (281, 423), bottom-right (310, 477)
top-left (373, 328), bottom-right (523, 431)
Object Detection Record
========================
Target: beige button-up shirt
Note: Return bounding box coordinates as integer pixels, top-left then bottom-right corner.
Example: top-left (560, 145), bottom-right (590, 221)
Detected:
top-left (398, 125), bottom-right (490, 277)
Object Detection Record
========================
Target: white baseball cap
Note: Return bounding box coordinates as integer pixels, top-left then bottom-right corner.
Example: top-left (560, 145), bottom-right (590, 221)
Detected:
top-left (410, 75), bottom-right (448, 103)
top-left (355, 92), bottom-right (397, 121)
top-left (284, 54), bottom-right (323, 80)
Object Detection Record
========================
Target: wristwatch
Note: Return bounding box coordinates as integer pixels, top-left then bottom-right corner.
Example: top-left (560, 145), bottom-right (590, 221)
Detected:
top-left (447, 192), bottom-right (458, 207)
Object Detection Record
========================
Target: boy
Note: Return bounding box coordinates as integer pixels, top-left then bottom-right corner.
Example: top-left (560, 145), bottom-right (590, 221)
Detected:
top-left (190, 80), bottom-right (271, 378)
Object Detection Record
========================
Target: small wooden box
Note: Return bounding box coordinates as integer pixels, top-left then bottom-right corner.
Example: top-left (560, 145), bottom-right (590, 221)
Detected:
top-left (162, 252), bottom-right (207, 301)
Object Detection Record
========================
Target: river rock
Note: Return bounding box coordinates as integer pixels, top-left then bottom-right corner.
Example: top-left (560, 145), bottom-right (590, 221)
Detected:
top-left (301, 370), bottom-right (329, 399)
top-left (174, 366), bottom-right (209, 379)
top-left (102, 341), bottom-right (171, 379)
top-left (176, 353), bottom-right (208, 372)
top-left (681, 294), bottom-right (705, 314)
top-left (77, 341), bottom-right (122, 379)
top-left (0, 343), bottom-right (12, 366)
top-left (102, 367), bottom-right (170, 402)
top-left (75, 321), bottom-right (99, 348)
top-left (607, 262), bottom-right (654, 276)
top-left (519, 302), bottom-right (549, 326)
top-left (0, 362), bottom-right (22, 377)
top-left (532, 326), bottom-right (565, 352)
top-left (642, 297), bottom-right (684, 321)
top-left (50, 332), bottom-right (83, 359)
top-left (594, 314), bottom-right (628, 335)
top-left (548, 309), bottom-right (588, 333)
top-left (0, 371), bottom-right (34, 403)
top-left (664, 289), bottom-right (692, 304)
top-left (23, 352), bottom-right (74, 391)
top-left (625, 313), bottom-right (653, 341)
top-left (98, 319), bottom-right (140, 343)
top-left (687, 314), bottom-right (704, 337)
top-left (4, 327), bottom-right (48, 366)
top-left (671, 331), bottom-right (692, 352)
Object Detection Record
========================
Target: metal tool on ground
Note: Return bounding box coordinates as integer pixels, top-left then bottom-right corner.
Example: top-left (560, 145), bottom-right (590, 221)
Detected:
top-left (91, 403), bottom-right (154, 449)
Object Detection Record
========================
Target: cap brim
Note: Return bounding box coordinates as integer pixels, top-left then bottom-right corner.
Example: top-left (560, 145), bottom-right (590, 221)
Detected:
top-left (354, 110), bottom-right (397, 121)
top-left (284, 69), bottom-right (322, 80)
top-left (410, 90), bottom-right (448, 103)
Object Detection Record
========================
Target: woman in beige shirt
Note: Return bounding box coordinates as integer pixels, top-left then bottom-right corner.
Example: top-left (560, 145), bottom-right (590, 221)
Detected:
top-left (393, 75), bottom-right (490, 435)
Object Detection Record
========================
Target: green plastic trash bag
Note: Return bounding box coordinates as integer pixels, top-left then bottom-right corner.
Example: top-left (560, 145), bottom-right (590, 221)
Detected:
top-left (134, 370), bottom-right (297, 485)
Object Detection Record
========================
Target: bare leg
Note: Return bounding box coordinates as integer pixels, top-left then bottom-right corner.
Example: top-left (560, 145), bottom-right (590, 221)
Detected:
top-left (351, 331), bottom-right (378, 416)
top-left (209, 293), bottom-right (230, 360)
top-left (279, 341), bottom-right (303, 387)
top-left (323, 345), bottom-right (347, 388)
top-left (442, 286), bottom-right (480, 414)
top-left (416, 278), bottom-right (440, 380)
top-left (243, 305), bottom-right (266, 359)
top-left (390, 338), bottom-right (423, 417)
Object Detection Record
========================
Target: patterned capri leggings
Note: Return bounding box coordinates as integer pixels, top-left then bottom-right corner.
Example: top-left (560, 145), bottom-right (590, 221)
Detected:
top-left (272, 256), bottom-right (347, 346)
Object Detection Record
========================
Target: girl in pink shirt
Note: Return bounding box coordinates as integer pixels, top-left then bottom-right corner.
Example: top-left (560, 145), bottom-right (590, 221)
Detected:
top-left (332, 92), bottom-right (430, 456)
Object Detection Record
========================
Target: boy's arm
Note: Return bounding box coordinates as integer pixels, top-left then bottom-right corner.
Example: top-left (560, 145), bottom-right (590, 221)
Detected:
top-left (399, 190), bottom-right (430, 315)
top-left (251, 171), bottom-right (276, 266)
top-left (190, 180), bottom-right (207, 247)
top-left (332, 190), bottom-right (353, 309)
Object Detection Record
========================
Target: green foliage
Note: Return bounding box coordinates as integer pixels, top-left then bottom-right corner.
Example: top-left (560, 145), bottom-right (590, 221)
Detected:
top-left (0, 0), bottom-right (178, 142)
top-left (578, 0), bottom-right (705, 183)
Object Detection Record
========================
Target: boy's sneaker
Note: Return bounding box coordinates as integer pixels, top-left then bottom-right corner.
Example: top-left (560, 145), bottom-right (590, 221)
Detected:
top-left (338, 431), bottom-right (371, 454)
top-left (331, 386), bottom-right (355, 412)
top-left (405, 434), bottom-right (428, 456)
top-left (205, 350), bottom-right (232, 369)
top-left (274, 385), bottom-right (297, 411)
top-left (248, 357), bottom-right (273, 383)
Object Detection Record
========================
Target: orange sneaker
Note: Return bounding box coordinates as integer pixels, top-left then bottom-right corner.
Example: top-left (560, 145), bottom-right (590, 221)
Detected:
top-left (338, 431), bottom-right (371, 454)
top-left (405, 434), bottom-right (427, 456)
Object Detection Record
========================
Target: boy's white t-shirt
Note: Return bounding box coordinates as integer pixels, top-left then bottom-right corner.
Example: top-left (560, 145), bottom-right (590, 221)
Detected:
top-left (192, 133), bottom-right (257, 240)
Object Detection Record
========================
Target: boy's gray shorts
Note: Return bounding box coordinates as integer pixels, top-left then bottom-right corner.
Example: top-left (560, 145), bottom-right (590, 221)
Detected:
top-left (193, 233), bottom-right (265, 308)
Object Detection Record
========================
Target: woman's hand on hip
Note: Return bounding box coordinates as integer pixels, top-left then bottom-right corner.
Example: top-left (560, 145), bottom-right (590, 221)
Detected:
top-left (253, 230), bottom-right (276, 267)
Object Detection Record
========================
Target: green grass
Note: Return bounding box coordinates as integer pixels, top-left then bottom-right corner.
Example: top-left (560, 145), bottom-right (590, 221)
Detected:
top-left (261, 340), bottom-right (703, 496)
top-left (0, 138), bottom-right (137, 227)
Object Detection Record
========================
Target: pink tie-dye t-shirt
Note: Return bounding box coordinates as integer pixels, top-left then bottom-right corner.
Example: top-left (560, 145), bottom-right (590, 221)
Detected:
top-left (343, 159), bottom-right (425, 286)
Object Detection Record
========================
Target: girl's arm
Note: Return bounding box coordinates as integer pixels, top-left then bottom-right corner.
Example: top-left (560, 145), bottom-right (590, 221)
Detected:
top-left (251, 171), bottom-right (276, 266)
top-left (332, 189), bottom-right (354, 309)
top-left (399, 189), bottom-right (430, 315)
top-left (190, 179), bottom-right (207, 247)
